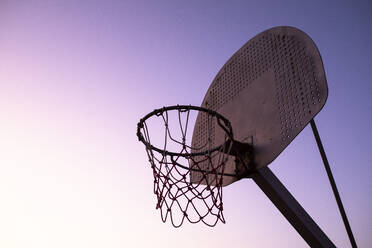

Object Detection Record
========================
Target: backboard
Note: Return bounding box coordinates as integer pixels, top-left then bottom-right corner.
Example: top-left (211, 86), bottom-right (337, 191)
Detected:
top-left (191, 26), bottom-right (328, 186)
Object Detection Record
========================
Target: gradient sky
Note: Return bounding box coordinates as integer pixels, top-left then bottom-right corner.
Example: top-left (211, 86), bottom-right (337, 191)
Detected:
top-left (1, 1), bottom-right (371, 247)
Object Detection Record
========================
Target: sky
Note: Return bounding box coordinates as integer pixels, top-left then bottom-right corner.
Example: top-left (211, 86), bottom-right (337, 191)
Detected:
top-left (0, 0), bottom-right (371, 247)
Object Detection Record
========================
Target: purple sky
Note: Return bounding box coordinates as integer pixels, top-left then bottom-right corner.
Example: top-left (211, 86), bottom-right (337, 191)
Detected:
top-left (1, 1), bottom-right (371, 247)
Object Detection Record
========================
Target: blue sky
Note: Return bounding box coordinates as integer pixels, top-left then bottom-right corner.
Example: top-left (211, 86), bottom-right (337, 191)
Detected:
top-left (1, 1), bottom-right (371, 247)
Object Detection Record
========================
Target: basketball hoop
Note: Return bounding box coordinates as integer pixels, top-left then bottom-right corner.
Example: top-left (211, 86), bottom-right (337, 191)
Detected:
top-left (137, 105), bottom-right (253, 227)
top-left (135, 26), bottom-right (357, 248)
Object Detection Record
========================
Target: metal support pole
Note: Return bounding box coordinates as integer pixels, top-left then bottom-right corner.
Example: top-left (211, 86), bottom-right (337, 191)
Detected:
top-left (310, 119), bottom-right (358, 248)
top-left (251, 167), bottom-right (336, 248)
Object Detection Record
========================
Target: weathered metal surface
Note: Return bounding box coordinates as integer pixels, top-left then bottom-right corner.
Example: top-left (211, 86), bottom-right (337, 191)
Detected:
top-left (191, 26), bottom-right (328, 186)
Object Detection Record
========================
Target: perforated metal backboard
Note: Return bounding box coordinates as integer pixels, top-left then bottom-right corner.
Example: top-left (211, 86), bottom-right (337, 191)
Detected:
top-left (191, 26), bottom-right (328, 186)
